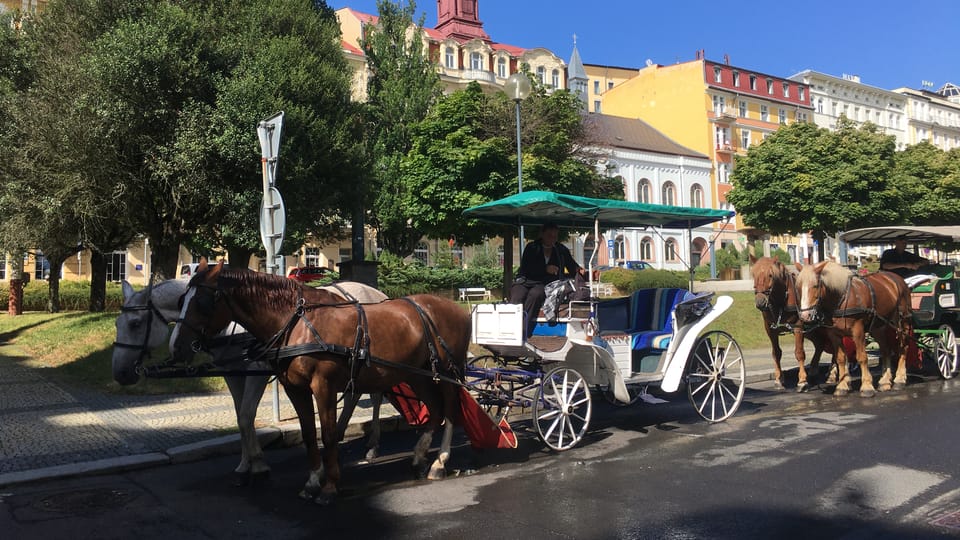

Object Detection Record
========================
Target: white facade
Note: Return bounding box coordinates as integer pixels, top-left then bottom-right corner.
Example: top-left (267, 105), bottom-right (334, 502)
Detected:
top-left (789, 70), bottom-right (909, 149)
top-left (893, 87), bottom-right (960, 151)
top-left (594, 149), bottom-right (715, 272)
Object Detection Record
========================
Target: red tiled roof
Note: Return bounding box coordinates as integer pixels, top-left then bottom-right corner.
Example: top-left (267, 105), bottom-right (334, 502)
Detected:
top-left (341, 40), bottom-right (363, 56)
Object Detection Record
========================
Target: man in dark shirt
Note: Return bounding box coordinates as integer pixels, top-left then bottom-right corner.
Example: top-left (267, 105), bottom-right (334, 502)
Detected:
top-left (880, 237), bottom-right (928, 278)
top-left (510, 223), bottom-right (585, 338)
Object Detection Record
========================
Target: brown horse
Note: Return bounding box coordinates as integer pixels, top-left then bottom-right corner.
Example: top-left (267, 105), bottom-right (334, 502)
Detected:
top-left (169, 261), bottom-right (470, 504)
top-left (796, 261), bottom-right (913, 397)
top-left (749, 255), bottom-right (830, 392)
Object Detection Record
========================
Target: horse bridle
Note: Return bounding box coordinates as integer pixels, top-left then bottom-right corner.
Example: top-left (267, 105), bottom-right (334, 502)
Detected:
top-left (112, 289), bottom-right (172, 372)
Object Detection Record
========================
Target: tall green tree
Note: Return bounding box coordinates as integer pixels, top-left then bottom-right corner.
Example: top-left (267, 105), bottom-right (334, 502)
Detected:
top-left (361, 0), bottom-right (442, 256)
top-left (895, 141), bottom-right (960, 225)
top-left (727, 118), bottom-right (902, 258)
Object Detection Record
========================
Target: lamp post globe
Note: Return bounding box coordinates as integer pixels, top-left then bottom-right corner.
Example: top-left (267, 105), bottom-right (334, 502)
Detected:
top-left (504, 72), bottom-right (532, 102)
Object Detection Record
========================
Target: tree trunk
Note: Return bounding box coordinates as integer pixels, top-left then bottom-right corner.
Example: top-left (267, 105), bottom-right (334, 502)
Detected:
top-left (226, 246), bottom-right (253, 272)
top-left (46, 254), bottom-right (68, 313)
top-left (88, 249), bottom-right (107, 312)
top-left (814, 230), bottom-right (827, 262)
top-left (149, 231), bottom-right (182, 281)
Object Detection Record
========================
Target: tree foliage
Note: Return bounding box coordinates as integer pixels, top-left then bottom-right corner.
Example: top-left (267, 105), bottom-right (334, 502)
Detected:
top-left (895, 142), bottom-right (960, 225)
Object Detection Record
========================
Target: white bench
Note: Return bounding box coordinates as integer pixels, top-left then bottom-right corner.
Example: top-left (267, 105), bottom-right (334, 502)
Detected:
top-left (459, 287), bottom-right (492, 302)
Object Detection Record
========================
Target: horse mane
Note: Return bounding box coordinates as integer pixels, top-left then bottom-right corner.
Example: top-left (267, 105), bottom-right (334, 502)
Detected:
top-left (215, 267), bottom-right (304, 313)
top-left (820, 261), bottom-right (852, 294)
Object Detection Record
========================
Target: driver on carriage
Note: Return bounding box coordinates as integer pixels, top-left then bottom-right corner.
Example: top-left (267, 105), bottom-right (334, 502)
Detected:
top-left (510, 222), bottom-right (587, 338)
top-left (880, 236), bottom-right (929, 279)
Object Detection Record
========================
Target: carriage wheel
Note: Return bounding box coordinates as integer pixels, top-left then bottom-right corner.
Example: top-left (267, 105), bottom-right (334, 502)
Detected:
top-left (935, 325), bottom-right (959, 379)
top-left (687, 330), bottom-right (745, 422)
top-left (466, 355), bottom-right (513, 415)
top-left (533, 367), bottom-right (592, 451)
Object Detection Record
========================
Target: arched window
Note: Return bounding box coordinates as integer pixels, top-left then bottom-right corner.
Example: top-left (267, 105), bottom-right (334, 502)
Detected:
top-left (536, 66), bottom-right (546, 83)
top-left (665, 239), bottom-right (678, 262)
top-left (640, 237), bottom-right (654, 261)
top-left (662, 182), bottom-right (676, 206)
top-left (637, 179), bottom-right (652, 203)
top-left (470, 51), bottom-right (482, 70)
top-left (690, 184), bottom-right (704, 208)
top-left (614, 235), bottom-right (626, 263)
top-left (497, 57), bottom-right (507, 78)
top-left (551, 69), bottom-right (560, 88)
top-left (583, 235), bottom-right (596, 267)
top-left (445, 47), bottom-right (455, 69)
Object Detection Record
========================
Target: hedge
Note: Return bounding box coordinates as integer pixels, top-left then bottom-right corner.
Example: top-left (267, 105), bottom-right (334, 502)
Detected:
top-left (0, 280), bottom-right (126, 312)
top-left (598, 268), bottom-right (690, 294)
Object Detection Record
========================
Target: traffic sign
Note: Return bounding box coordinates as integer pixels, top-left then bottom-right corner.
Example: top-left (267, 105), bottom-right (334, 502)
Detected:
top-left (259, 186), bottom-right (286, 256)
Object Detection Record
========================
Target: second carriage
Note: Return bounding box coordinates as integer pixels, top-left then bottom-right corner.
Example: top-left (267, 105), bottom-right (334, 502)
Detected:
top-left (461, 191), bottom-right (747, 451)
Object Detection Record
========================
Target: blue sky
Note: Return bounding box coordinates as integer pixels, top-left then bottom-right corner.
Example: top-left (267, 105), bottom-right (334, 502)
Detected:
top-left (335, 1), bottom-right (959, 92)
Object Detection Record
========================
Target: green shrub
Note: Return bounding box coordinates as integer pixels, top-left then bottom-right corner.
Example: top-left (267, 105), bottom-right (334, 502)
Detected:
top-left (0, 280), bottom-right (125, 311)
top-left (598, 268), bottom-right (689, 294)
top-left (373, 253), bottom-right (503, 298)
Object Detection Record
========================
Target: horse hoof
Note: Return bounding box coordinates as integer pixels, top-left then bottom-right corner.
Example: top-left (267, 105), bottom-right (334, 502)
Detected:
top-left (878, 384), bottom-right (892, 392)
top-left (893, 382), bottom-right (906, 391)
top-left (231, 471), bottom-right (250, 487)
top-left (427, 465), bottom-right (447, 481)
top-left (313, 491), bottom-right (337, 506)
top-left (834, 387), bottom-right (849, 397)
top-left (773, 380), bottom-right (785, 391)
top-left (796, 382), bottom-right (808, 393)
top-left (860, 388), bottom-right (876, 398)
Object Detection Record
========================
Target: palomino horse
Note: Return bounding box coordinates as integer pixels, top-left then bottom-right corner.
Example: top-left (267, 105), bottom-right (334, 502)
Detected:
top-left (750, 255), bottom-right (831, 392)
top-left (112, 277), bottom-right (387, 485)
top-left (169, 261), bottom-right (470, 504)
top-left (796, 261), bottom-right (913, 397)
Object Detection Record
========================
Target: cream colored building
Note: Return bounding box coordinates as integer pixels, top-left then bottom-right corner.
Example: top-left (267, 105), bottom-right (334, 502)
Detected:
top-left (893, 85), bottom-right (960, 151)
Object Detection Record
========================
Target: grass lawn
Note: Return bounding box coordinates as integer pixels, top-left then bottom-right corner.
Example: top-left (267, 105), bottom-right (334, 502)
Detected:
top-left (0, 291), bottom-right (782, 395)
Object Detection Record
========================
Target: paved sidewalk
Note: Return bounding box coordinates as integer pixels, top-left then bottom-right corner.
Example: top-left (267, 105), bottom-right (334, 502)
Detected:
top-left (0, 344), bottom-right (778, 489)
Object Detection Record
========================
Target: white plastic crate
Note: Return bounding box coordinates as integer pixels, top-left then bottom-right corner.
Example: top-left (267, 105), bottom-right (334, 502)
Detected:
top-left (472, 303), bottom-right (524, 346)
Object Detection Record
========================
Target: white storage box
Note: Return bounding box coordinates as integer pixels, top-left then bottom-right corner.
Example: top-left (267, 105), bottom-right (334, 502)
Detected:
top-left (472, 303), bottom-right (525, 346)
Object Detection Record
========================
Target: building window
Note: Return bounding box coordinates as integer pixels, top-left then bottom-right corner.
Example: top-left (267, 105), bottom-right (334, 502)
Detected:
top-left (782, 82), bottom-right (790, 98)
top-left (106, 251), bottom-right (125, 282)
top-left (470, 51), bottom-right (482, 70)
top-left (778, 108), bottom-right (787, 124)
top-left (593, 80), bottom-right (600, 94)
top-left (798, 87), bottom-right (805, 101)
top-left (712, 95), bottom-right (725, 114)
top-left (638, 179), bottom-right (652, 203)
top-left (34, 250), bottom-right (51, 280)
top-left (305, 247), bottom-right (320, 267)
top-left (614, 235), bottom-right (626, 262)
top-left (607, 81), bottom-right (614, 90)
top-left (718, 162), bottom-right (730, 184)
top-left (760, 105), bottom-right (769, 122)
top-left (594, 100), bottom-right (601, 113)
top-left (0, 254), bottom-right (5, 280)
top-left (445, 47), bottom-right (455, 69)
top-left (413, 242), bottom-right (428, 265)
top-left (661, 182), bottom-right (676, 206)
top-left (339, 247), bottom-right (351, 263)
top-left (816, 98), bottom-right (823, 113)
top-left (739, 100), bottom-right (747, 117)
top-left (691, 184), bottom-right (704, 208)
top-left (551, 69), bottom-right (560, 88)
top-left (766, 78), bottom-right (774, 94)
top-left (640, 237), bottom-right (653, 260)
top-left (741, 129), bottom-right (751, 149)
top-left (713, 66), bottom-right (722, 83)
top-left (715, 126), bottom-right (730, 148)
top-left (749, 74), bottom-right (757, 90)
top-left (665, 239), bottom-right (678, 262)
top-left (536, 66), bottom-right (545, 83)
top-left (733, 71), bottom-right (740, 87)
top-left (497, 57), bottom-right (507, 78)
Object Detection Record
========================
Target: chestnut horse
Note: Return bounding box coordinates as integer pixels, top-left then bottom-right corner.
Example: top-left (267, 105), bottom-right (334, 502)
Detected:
top-left (749, 255), bottom-right (831, 392)
top-left (169, 261), bottom-right (470, 504)
top-left (796, 261), bottom-right (913, 397)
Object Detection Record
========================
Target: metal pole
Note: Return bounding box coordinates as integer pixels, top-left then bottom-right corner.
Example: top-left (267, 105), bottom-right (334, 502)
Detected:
top-left (515, 99), bottom-right (524, 248)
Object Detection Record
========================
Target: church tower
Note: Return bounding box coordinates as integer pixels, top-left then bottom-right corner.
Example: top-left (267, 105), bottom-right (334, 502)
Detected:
top-left (435, 0), bottom-right (490, 41)
top-left (567, 37), bottom-right (588, 110)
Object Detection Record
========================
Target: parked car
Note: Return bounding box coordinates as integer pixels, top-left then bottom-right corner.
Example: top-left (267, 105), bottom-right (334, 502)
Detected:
top-left (621, 260), bottom-right (652, 270)
top-left (180, 262), bottom-right (230, 279)
top-left (287, 266), bottom-right (332, 282)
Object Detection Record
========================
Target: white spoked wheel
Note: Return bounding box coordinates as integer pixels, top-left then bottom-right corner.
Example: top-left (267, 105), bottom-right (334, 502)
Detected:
top-left (935, 324), bottom-right (958, 379)
top-left (687, 330), bottom-right (745, 422)
top-left (533, 367), bottom-right (592, 451)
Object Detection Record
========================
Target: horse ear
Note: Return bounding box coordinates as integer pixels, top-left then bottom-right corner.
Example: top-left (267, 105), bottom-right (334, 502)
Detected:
top-left (121, 280), bottom-right (135, 301)
top-left (794, 262), bottom-right (803, 272)
top-left (197, 258), bottom-right (208, 273)
top-left (813, 260), bottom-right (829, 273)
top-left (749, 254), bottom-right (758, 264)
top-left (208, 260), bottom-right (224, 280)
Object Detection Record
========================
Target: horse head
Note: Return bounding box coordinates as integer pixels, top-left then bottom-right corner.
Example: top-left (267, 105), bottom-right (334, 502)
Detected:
top-left (112, 279), bottom-right (186, 385)
top-left (750, 255), bottom-right (790, 311)
top-left (796, 260), bottom-right (848, 323)
top-left (170, 259), bottom-right (232, 364)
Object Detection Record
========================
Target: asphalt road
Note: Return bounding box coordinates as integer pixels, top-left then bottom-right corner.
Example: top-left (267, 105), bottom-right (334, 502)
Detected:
top-left (4, 372), bottom-right (960, 540)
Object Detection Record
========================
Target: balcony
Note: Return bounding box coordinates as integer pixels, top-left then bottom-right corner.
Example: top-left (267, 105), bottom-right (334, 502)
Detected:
top-left (715, 143), bottom-right (736, 154)
top-left (711, 110), bottom-right (737, 124)
top-left (459, 69), bottom-right (496, 84)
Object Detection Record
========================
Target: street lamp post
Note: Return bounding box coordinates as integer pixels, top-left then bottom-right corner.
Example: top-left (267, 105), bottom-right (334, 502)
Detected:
top-left (504, 72), bottom-right (531, 250)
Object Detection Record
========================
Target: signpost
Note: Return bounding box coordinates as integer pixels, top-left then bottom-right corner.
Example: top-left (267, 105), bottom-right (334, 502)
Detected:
top-left (257, 112), bottom-right (284, 421)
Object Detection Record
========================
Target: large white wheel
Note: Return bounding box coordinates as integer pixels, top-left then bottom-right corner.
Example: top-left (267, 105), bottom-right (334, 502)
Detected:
top-left (935, 324), bottom-right (958, 379)
top-left (533, 367), bottom-right (592, 451)
top-left (687, 330), bottom-right (745, 422)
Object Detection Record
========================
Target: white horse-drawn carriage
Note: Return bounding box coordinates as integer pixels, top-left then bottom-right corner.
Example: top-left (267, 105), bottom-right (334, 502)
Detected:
top-left (462, 191), bottom-right (746, 450)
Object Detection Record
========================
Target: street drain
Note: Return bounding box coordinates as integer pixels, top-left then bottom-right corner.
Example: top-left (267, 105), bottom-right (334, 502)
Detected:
top-left (33, 487), bottom-right (139, 515)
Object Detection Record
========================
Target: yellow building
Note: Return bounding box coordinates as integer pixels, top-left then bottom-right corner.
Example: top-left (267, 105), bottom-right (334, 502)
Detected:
top-left (600, 53), bottom-right (813, 250)
top-left (583, 63), bottom-right (639, 114)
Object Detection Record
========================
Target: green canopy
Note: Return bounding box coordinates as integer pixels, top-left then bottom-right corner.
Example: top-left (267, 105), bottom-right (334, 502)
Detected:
top-left (463, 190), bottom-right (734, 229)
